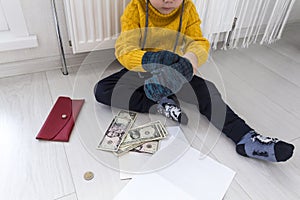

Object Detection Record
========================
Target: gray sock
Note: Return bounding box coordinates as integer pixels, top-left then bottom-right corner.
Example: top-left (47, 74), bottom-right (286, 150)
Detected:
top-left (236, 131), bottom-right (294, 162)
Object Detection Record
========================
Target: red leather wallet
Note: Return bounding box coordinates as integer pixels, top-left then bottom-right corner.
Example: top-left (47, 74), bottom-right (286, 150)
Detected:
top-left (36, 96), bottom-right (84, 142)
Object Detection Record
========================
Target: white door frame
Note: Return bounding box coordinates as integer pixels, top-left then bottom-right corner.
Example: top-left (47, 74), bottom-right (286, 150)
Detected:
top-left (0, 0), bottom-right (38, 52)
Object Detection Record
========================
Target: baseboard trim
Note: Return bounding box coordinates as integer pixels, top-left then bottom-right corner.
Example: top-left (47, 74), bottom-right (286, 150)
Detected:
top-left (0, 35), bottom-right (38, 52)
top-left (0, 48), bottom-right (115, 78)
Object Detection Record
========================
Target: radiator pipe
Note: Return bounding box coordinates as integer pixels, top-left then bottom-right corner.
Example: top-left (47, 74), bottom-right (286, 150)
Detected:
top-left (51, 0), bottom-right (68, 75)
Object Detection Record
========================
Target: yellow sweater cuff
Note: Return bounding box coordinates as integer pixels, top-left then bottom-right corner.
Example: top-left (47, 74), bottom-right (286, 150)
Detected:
top-left (116, 50), bottom-right (147, 72)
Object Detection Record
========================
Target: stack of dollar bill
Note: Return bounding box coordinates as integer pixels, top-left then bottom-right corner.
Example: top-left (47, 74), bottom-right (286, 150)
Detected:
top-left (97, 110), bottom-right (168, 156)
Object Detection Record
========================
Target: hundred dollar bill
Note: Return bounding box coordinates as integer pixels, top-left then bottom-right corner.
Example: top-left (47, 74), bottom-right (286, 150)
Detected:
top-left (117, 110), bottom-right (137, 121)
top-left (131, 141), bottom-right (160, 154)
top-left (97, 116), bottom-right (133, 152)
top-left (120, 121), bottom-right (165, 147)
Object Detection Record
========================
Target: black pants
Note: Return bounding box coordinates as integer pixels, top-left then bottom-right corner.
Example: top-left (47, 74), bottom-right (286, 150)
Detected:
top-left (94, 68), bottom-right (252, 144)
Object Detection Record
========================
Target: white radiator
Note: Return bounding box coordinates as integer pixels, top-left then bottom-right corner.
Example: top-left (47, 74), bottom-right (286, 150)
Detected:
top-left (64, 0), bottom-right (131, 54)
top-left (64, 0), bottom-right (296, 54)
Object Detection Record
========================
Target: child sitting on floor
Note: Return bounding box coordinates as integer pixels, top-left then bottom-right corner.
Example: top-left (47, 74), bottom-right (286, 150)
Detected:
top-left (94, 0), bottom-right (294, 162)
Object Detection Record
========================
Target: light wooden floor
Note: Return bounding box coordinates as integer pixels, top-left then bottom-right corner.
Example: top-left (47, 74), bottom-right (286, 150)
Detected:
top-left (0, 23), bottom-right (299, 200)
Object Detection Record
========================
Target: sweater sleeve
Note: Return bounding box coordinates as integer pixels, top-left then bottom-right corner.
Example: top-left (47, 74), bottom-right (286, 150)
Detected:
top-left (183, 3), bottom-right (210, 67)
top-left (115, 1), bottom-right (146, 72)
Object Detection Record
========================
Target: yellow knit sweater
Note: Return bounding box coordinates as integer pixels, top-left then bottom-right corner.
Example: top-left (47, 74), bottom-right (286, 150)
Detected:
top-left (115, 0), bottom-right (210, 72)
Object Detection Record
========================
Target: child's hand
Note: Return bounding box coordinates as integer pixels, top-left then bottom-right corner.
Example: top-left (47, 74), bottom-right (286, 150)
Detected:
top-left (142, 50), bottom-right (180, 72)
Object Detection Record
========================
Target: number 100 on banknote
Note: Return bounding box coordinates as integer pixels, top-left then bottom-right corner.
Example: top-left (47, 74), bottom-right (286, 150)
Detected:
top-left (97, 111), bottom-right (136, 152)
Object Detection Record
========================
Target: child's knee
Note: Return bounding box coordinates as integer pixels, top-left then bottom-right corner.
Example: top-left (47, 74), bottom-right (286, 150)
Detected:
top-left (205, 81), bottom-right (221, 97)
top-left (94, 81), bottom-right (108, 103)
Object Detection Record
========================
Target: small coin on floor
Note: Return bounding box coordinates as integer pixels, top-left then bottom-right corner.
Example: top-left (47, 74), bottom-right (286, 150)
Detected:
top-left (84, 171), bottom-right (94, 181)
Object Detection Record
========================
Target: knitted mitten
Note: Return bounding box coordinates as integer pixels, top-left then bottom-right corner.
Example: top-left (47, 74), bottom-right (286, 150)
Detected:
top-left (169, 56), bottom-right (193, 82)
top-left (142, 51), bottom-right (193, 82)
top-left (144, 66), bottom-right (188, 102)
top-left (142, 50), bottom-right (180, 71)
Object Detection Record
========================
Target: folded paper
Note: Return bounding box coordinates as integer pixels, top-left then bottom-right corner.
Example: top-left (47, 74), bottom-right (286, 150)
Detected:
top-left (36, 96), bottom-right (84, 142)
top-left (117, 127), bottom-right (235, 200)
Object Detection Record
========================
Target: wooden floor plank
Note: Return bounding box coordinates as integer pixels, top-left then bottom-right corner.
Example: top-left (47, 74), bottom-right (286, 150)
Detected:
top-left (55, 193), bottom-right (78, 200)
top-left (199, 57), bottom-right (300, 141)
top-left (237, 44), bottom-right (300, 87)
top-left (46, 66), bottom-right (128, 200)
top-left (0, 73), bottom-right (74, 200)
top-left (212, 49), bottom-right (300, 120)
top-left (267, 38), bottom-right (300, 64)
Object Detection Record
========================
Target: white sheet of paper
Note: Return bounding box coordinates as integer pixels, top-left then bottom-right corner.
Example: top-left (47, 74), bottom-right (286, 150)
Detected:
top-left (156, 147), bottom-right (235, 200)
top-left (119, 126), bottom-right (183, 179)
top-left (116, 127), bottom-right (235, 200)
top-left (115, 147), bottom-right (235, 200)
top-left (118, 151), bottom-right (152, 180)
top-left (114, 173), bottom-right (195, 200)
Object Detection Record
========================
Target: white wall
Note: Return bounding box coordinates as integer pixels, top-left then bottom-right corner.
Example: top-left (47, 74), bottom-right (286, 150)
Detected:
top-left (0, 0), bottom-right (64, 62)
top-left (0, 0), bottom-right (87, 77)
top-left (288, 0), bottom-right (300, 23)
top-left (0, 0), bottom-right (299, 78)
